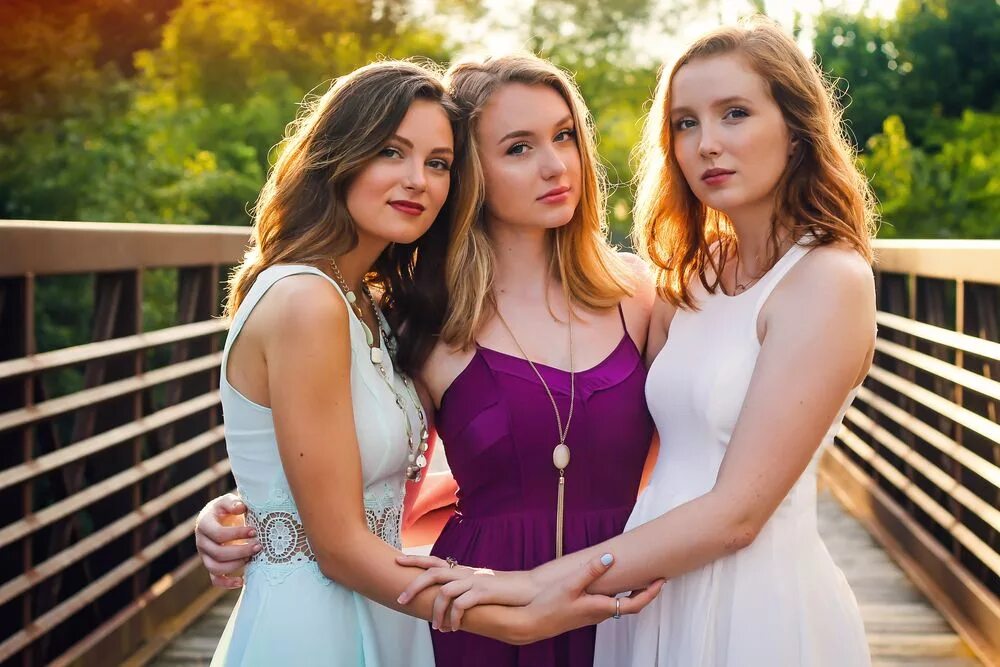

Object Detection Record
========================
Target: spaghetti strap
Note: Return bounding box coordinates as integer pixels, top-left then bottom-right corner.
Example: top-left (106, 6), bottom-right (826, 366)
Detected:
top-left (616, 302), bottom-right (627, 332)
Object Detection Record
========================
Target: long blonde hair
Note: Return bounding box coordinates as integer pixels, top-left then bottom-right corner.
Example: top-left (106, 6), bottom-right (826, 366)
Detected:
top-left (440, 54), bottom-right (634, 349)
top-left (632, 16), bottom-right (877, 308)
top-left (225, 60), bottom-right (479, 375)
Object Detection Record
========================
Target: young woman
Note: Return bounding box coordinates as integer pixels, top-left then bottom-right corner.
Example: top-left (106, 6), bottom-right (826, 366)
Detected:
top-left (398, 18), bottom-right (878, 666)
top-left (197, 54), bottom-right (661, 666)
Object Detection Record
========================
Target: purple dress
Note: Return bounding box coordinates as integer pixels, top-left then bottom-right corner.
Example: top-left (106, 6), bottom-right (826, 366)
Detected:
top-left (431, 306), bottom-right (654, 666)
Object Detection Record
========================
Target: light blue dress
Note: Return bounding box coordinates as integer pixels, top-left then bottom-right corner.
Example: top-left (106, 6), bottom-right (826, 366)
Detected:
top-left (212, 265), bottom-right (434, 666)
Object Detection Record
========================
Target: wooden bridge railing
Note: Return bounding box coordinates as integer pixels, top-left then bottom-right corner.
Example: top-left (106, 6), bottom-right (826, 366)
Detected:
top-left (0, 221), bottom-right (247, 666)
top-left (0, 221), bottom-right (997, 665)
top-left (822, 239), bottom-right (1000, 665)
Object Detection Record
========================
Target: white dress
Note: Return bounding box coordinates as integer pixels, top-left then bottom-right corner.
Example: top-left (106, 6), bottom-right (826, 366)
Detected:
top-left (212, 265), bottom-right (434, 666)
top-left (594, 242), bottom-right (871, 667)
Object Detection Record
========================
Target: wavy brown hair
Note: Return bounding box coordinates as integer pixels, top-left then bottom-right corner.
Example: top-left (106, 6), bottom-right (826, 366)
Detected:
top-left (632, 16), bottom-right (877, 308)
top-left (439, 54), bottom-right (634, 349)
top-left (225, 60), bottom-right (478, 375)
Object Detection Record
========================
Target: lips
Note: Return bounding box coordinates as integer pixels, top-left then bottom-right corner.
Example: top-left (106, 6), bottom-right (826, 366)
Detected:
top-left (537, 186), bottom-right (571, 203)
top-left (389, 200), bottom-right (425, 216)
top-left (701, 168), bottom-right (735, 185)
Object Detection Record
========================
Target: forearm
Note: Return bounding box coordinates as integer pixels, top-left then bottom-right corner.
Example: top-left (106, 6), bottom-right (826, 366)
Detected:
top-left (545, 491), bottom-right (749, 596)
top-left (315, 527), bottom-right (520, 640)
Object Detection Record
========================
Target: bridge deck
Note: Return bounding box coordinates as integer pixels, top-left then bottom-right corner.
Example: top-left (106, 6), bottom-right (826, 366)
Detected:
top-left (143, 490), bottom-right (981, 666)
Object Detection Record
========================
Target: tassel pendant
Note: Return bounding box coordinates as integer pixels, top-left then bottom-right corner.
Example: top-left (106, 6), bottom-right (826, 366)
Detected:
top-left (556, 471), bottom-right (565, 559)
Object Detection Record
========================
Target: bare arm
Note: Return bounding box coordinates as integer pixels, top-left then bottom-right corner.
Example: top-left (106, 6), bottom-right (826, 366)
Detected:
top-left (549, 248), bottom-right (876, 594)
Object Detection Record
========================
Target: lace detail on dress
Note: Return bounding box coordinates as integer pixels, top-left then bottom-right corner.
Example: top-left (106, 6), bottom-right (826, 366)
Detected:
top-left (364, 481), bottom-right (405, 550)
top-left (242, 486), bottom-right (330, 586)
top-left (240, 482), bottom-right (404, 585)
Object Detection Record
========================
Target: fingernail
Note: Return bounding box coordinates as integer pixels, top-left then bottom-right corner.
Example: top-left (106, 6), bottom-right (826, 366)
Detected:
top-left (234, 502), bottom-right (245, 511)
top-left (248, 530), bottom-right (256, 538)
top-left (253, 544), bottom-right (262, 553)
top-left (600, 553), bottom-right (614, 566)
top-left (397, 593), bottom-right (408, 604)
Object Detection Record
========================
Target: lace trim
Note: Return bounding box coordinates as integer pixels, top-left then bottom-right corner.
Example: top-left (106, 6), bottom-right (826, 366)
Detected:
top-left (241, 482), bottom-right (404, 585)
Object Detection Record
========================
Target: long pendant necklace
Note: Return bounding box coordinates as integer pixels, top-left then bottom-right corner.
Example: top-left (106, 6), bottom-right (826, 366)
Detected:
top-left (495, 300), bottom-right (575, 558)
top-left (330, 260), bottom-right (429, 482)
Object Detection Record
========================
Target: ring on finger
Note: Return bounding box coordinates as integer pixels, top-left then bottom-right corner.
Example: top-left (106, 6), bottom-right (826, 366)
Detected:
top-left (445, 556), bottom-right (458, 569)
top-left (613, 597), bottom-right (622, 620)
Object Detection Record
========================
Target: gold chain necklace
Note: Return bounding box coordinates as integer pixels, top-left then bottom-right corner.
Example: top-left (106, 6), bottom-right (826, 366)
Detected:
top-left (494, 300), bottom-right (575, 558)
top-left (330, 259), bottom-right (429, 482)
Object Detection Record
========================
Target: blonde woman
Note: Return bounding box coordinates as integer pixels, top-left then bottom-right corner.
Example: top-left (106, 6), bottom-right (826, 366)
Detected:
top-left (400, 18), bottom-right (878, 666)
top-left (197, 54), bottom-right (663, 666)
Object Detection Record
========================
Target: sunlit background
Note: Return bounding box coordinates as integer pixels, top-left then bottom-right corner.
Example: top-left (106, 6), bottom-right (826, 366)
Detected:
top-left (1, 0), bottom-right (996, 240)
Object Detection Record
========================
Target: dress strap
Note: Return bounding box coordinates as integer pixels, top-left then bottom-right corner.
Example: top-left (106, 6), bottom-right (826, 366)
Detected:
top-left (616, 302), bottom-right (628, 332)
top-left (221, 264), bottom-right (345, 379)
top-left (750, 241), bottom-right (812, 327)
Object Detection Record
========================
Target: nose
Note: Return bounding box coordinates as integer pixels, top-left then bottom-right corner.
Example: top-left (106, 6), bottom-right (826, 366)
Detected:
top-left (403, 158), bottom-right (427, 192)
top-left (698, 125), bottom-right (722, 159)
top-left (539, 144), bottom-right (569, 180)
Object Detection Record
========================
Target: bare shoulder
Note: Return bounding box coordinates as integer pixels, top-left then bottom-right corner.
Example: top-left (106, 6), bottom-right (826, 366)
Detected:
top-left (793, 243), bottom-right (874, 301)
top-left (254, 273), bottom-right (350, 342)
top-left (617, 251), bottom-right (656, 312)
top-left (420, 339), bottom-right (476, 407)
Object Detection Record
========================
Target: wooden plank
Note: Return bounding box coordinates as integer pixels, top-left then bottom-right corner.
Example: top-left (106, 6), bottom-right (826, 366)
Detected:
top-left (837, 425), bottom-right (1000, 576)
top-left (867, 365), bottom-right (1000, 446)
top-left (0, 319), bottom-right (227, 381)
top-left (0, 462), bottom-right (231, 607)
top-left (0, 221), bottom-right (248, 277)
top-left (0, 352), bottom-right (222, 433)
top-left (873, 240), bottom-right (1000, 285)
top-left (875, 338), bottom-right (1000, 401)
top-left (843, 408), bottom-right (1000, 532)
top-left (854, 386), bottom-right (1000, 490)
top-left (0, 391), bottom-right (220, 492)
top-left (0, 423), bottom-right (224, 549)
top-left (876, 312), bottom-right (1000, 362)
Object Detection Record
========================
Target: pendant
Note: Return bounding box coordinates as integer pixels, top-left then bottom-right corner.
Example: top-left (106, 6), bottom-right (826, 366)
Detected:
top-left (370, 347), bottom-right (383, 365)
top-left (552, 443), bottom-right (570, 470)
top-left (416, 453), bottom-right (427, 468)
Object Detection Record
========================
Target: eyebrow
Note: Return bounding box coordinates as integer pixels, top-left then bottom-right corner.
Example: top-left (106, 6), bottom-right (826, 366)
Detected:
top-left (497, 114), bottom-right (575, 145)
top-left (390, 134), bottom-right (453, 156)
top-left (670, 96), bottom-right (753, 116)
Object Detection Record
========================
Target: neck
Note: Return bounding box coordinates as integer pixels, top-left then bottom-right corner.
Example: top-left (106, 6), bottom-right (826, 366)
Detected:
top-left (486, 217), bottom-right (554, 300)
top-left (728, 199), bottom-right (782, 275)
top-left (331, 235), bottom-right (387, 294)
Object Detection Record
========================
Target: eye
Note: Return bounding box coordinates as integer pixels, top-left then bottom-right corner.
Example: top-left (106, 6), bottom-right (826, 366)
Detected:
top-left (673, 118), bottom-right (697, 131)
top-left (723, 107), bottom-right (749, 120)
top-left (380, 146), bottom-right (403, 158)
top-left (507, 142), bottom-right (530, 156)
top-left (554, 128), bottom-right (576, 142)
top-left (428, 158), bottom-right (451, 171)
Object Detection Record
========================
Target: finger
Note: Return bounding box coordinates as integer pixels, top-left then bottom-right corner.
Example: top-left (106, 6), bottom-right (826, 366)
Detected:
top-left (449, 587), bottom-right (483, 630)
top-left (618, 579), bottom-right (664, 616)
top-left (572, 552), bottom-right (616, 592)
top-left (215, 493), bottom-right (247, 517)
top-left (395, 554), bottom-right (450, 570)
top-left (434, 579), bottom-right (473, 629)
top-left (202, 553), bottom-right (248, 577)
top-left (397, 567), bottom-right (467, 604)
top-left (197, 533), bottom-right (261, 563)
top-left (209, 572), bottom-right (244, 589)
top-left (198, 513), bottom-right (257, 546)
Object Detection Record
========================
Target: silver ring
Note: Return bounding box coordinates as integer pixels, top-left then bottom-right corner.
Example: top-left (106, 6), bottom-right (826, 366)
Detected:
top-left (445, 556), bottom-right (458, 569)
top-left (613, 597), bottom-right (622, 620)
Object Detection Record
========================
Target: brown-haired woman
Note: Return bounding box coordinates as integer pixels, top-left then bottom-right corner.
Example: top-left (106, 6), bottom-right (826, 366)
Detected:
top-left (400, 18), bottom-right (878, 666)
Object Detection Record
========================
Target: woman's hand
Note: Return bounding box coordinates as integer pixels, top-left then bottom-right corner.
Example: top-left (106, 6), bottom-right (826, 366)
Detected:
top-left (396, 553), bottom-right (663, 638)
top-left (194, 493), bottom-right (261, 588)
